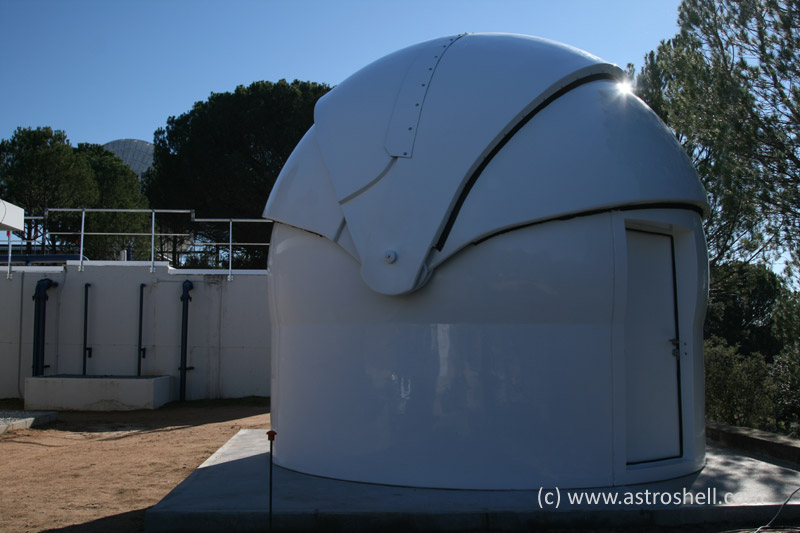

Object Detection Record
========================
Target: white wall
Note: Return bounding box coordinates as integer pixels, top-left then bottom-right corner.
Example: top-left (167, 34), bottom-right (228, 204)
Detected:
top-left (0, 261), bottom-right (269, 400)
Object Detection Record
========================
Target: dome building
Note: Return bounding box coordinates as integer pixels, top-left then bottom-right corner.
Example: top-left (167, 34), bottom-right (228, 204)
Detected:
top-left (263, 33), bottom-right (709, 489)
top-left (103, 138), bottom-right (154, 179)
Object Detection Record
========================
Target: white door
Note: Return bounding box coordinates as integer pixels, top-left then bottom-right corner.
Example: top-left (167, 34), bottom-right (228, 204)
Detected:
top-left (625, 229), bottom-right (682, 464)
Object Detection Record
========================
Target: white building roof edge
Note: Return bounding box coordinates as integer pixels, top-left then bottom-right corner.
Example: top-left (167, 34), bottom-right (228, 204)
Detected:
top-left (0, 199), bottom-right (24, 232)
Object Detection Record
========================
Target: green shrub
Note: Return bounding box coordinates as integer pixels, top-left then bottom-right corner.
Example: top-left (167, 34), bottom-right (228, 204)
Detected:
top-left (770, 349), bottom-right (800, 435)
top-left (705, 336), bottom-right (774, 427)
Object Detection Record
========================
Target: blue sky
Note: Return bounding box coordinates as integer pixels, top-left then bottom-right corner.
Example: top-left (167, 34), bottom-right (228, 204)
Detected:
top-left (1, 0), bottom-right (682, 146)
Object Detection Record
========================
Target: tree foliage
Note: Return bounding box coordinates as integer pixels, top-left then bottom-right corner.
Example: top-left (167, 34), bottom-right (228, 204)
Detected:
top-left (74, 143), bottom-right (150, 260)
top-left (633, 0), bottom-right (800, 433)
top-left (771, 347), bottom-right (800, 432)
top-left (0, 127), bottom-right (97, 251)
top-left (705, 336), bottom-right (774, 427)
top-left (0, 126), bottom-right (149, 259)
top-left (143, 79), bottom-right (330, 268)
top-left (701, 261), bottom-right (800, 432)
top-left (704, 261), bottom-right (784, 360)
top-left (635, 0), bottom-right (799, 271)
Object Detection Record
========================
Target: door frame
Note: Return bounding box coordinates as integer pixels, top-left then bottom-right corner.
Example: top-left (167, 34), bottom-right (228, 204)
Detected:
top-left (623, 228), bottom-right (683, 465)
top-left (610, 209), bottom-right (708, 486)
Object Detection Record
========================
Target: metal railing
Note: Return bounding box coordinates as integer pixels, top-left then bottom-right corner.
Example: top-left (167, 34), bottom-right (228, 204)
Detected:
top-left (190, 216), bottom-right (272, 281)
top-left (5, 208), bottom-right (272, 281)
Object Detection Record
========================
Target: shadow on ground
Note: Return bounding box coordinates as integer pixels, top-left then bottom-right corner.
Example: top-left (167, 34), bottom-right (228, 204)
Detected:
top-left (0, 396), bottom-right (270, 435)
top-left (42, 509), bottom-right (146, 533)
top-left (42, 510), bottom-right (767, 533)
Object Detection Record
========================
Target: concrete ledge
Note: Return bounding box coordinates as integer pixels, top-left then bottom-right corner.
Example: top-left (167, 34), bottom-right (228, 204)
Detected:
top-left (0, 410), bottom-right (58, 434)
top-left (25, 375), bottom-right (173, 411)
top-left (146, 430), bottom-right (800, 532)
top-left (707, 420), bottom-right (800, 466)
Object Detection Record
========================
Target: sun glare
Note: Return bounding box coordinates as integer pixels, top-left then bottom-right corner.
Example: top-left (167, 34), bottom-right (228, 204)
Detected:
top-left (618, 79), bottom-right (634, 95)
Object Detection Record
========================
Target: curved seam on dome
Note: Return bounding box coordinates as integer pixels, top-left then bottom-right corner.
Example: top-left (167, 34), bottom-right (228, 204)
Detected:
top-left (332, 218), bottom-right (346, 242)
top-left (339, 157), bottom-right (397, 204)
top-left (470, 203), bottom-right (706, 246)
top-left (433, 72), bottom-right (621, 252)
top-left (270, 221), bottom-right (328, 241)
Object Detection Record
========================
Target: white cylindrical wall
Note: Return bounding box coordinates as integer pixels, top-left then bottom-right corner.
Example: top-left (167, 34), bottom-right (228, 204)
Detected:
top-left (268, 209), bottom-right (707, 489)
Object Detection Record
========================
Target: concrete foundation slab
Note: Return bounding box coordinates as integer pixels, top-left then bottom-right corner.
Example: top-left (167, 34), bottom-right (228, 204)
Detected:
top-left (145, 429), bottom-right (800, 532)
top-left (25, 375), bottom-right (173, 411)
top-left (0, 410), bottom-right (57, 434)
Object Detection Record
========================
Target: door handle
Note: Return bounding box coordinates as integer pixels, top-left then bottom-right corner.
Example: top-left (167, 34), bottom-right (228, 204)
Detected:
top-left (669, 338), bottom-right (680, 357)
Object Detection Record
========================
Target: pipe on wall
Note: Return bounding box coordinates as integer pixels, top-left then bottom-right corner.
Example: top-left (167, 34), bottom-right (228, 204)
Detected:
top-left (179, 279), bottom-right (194, 401)
top-left (82, 283), bottom-right (91, 375)
top-left (137, 283), bottom-right (146, 376)
top-left (32, 278), bottom-right (58, 377)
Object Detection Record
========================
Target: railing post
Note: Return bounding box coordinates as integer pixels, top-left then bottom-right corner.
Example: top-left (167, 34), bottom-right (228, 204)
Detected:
top-left (42, 209), bottom-right (48, 254)
top-left (267, 429), bottom-right (277, 530)
top-left (6, 231), bottom-right (11, 280)
top-left (78, 209), bottom-right (86, 271)
top-left (150, 210), bottom-right (156, 273)
top-left (228, 219), bottom-right (233, 281)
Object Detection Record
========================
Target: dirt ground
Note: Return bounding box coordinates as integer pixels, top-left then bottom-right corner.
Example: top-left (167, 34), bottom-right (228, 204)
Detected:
top-left (1, 398), bottom-right (789, 533)
top-left (0, 397), bottom-right (270, 533)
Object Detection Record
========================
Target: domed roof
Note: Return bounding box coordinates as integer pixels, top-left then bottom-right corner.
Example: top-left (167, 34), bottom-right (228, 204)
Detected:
top-left (103, 138), bottom-right (154, 178)
top-left (265, 33), bottom-right (709, 490)
top-left (264, 33), bottom-right (708, 295)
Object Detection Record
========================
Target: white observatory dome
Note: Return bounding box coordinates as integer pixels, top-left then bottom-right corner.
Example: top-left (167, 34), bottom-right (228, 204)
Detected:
top-left (264, 33), bottom-right (709, 489)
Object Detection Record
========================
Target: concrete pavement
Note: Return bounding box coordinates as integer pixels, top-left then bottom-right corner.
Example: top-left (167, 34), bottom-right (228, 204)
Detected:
top-left (145, 429), bottom-right (800, 531)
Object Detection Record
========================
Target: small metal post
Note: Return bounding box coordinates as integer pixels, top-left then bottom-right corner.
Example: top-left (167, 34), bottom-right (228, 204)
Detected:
top-left (82, 283), bottom-right (92, 375)
top-left (6, 231), bottom-right (11, 280)
top-left (78, 210), bottom-right (86, 271)
top-left (150, 211), bottom-right (156, 272)
top-left (137, 283), bottom-right (146, 376)
top-left (227, 220), bottom-right (233, 281)
top-left (267, 429), bottom-right (277, 530)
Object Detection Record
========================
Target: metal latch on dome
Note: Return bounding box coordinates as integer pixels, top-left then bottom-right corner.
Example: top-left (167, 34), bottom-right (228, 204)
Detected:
top-left (385, 35), bottom-right (464, 158)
